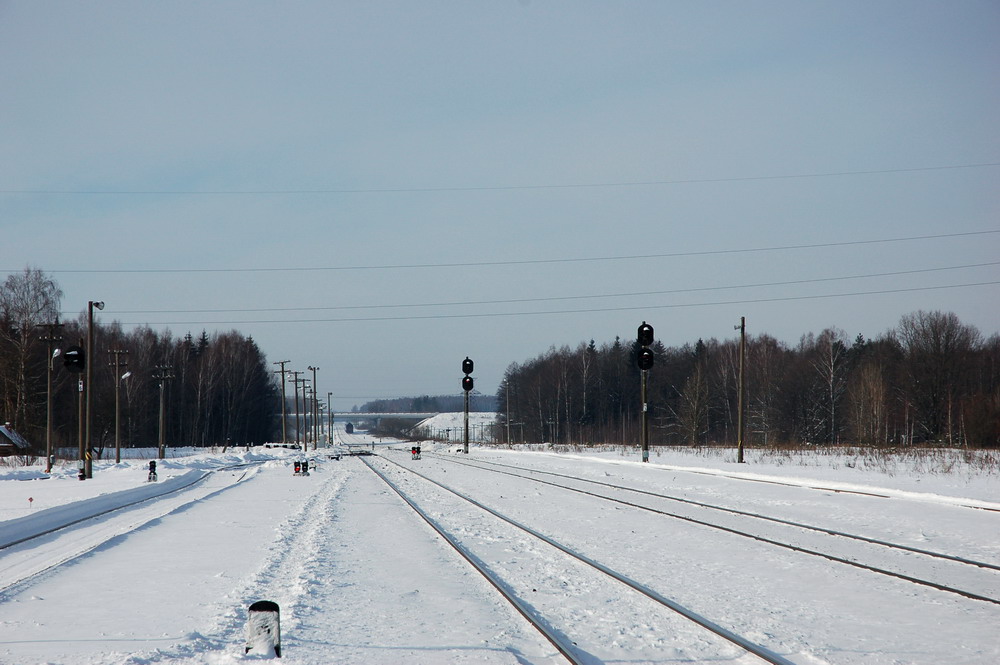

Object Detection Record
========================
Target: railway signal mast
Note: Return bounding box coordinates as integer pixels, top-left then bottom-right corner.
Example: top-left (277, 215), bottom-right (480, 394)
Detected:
top-left (462, 357), bottom-right (474, 454)
top-left (637, 322), bottom-right (655, 463)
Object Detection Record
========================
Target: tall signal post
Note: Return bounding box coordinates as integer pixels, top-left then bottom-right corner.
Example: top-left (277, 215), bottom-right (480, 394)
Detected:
top-left (62, 341), bottom-right (86, 478)
top-left (637, 322), bottom-right (655, 463)
top-left (461, 357), bottom-right (474, 454)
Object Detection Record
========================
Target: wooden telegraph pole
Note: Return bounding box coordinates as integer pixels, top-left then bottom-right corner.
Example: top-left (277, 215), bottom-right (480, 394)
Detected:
top-left (154, 364), bottom-right (175, 459)
top-left (110, 348), bottom-right (129, 463)
top-left (273, 360), bottom-right (290, 443)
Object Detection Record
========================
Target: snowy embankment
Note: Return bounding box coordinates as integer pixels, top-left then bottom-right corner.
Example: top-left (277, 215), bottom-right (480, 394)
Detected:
top-left (0, 469), bottom-right (206, 549)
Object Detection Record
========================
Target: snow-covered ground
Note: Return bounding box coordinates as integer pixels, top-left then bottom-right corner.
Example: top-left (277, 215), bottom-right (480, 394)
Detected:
top-left (1, 423), bottom-right (998, 664)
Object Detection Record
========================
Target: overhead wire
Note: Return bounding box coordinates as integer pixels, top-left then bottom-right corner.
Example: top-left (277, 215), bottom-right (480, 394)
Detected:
top-left (24, 228), bottom-right (1000, 275)
top-left (100, 260), bottom-right (1000, 315)
top-left (2, 161), bottom-right (997, 196)
top-left (107, 281), bottom-right (999, 326)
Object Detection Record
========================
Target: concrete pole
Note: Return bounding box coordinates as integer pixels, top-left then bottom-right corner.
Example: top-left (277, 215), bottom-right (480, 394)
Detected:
top-left (737, 316), bottom-right (747, 464)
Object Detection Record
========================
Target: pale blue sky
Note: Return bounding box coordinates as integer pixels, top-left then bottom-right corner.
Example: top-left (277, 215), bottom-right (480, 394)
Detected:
top-left (2, 1), bottom-right (998, 410)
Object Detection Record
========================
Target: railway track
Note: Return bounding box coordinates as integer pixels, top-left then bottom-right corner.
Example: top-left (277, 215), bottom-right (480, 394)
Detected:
top-left (362, 454), bottom-right (798, 665)
top-left (0, 463), bottom-right (258, 596)
top-left (423, 452), bottom-right (1000, 607)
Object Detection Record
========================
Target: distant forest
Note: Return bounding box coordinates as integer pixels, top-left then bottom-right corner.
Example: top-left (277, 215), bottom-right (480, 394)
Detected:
top-left (4, 268), bottom-right (998, 454)
top-left (495, 311), bottom-right (999, 448)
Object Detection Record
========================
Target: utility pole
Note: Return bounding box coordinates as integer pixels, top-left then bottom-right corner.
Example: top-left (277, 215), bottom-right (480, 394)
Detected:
top-left (272, 360), bottom-right (290, 443)
top-left (85, 300), bottom-right (104, 478)
top-left (327, 392), bottom-right (333, 445)
top-left (37, 318), bottom-right (63, 473)
top-left (74, 337), bottom-right (85, 479)
top-left (298, 379), bottom-right (309, 447)
top-left (290, 372), bottom-right (304, 448)
top-left (154, 364), bottom-right (175, 459)
top-left (308, 386), bottom-right (316, 448)
top-left (736, 316), bottom-right (747, 464)
top-left (308, 366), bottom-right (319, 450)
top-left (109, 348), bottom-right (129, 464)
top-left (505, 382), bottom-right (512, 446)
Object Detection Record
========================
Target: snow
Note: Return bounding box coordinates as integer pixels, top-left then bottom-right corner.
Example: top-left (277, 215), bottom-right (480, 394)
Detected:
top-left (1, 425), bottom-right (998, 664)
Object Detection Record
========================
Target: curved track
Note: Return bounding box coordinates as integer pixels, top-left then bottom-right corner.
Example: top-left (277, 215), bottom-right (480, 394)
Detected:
top-left (0, 463), bottom-right (259, 595)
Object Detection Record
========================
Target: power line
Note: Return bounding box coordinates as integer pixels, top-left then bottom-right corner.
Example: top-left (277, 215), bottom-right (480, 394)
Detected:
top-left (112, 281), bottom-right (999, 326)
top-left (99, 260), bottom-right (1000, 315)
top-left (2, 162), bottom-right (997, 196)
top-left (21, 229), bottom-right (1000, 275)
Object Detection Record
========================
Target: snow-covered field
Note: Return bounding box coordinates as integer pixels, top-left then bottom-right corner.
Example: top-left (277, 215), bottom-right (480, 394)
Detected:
top-left (1, 423), bottom-right (998, 664)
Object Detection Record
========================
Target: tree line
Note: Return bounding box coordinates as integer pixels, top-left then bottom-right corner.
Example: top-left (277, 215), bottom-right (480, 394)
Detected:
top-left (1, 268), bottom-right (278, 455)
top-left (495, 311), bottom-right (1000, 448)
top-left (7, 267), bottom-right (997, 454)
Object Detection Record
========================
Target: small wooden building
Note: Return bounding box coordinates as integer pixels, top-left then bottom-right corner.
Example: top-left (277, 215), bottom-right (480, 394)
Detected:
top-left (0, 423), bottom-right (31, 456)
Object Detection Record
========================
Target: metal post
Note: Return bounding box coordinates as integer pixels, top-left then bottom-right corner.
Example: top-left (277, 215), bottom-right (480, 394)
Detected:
top-left (85, 301), bottom-right (103, 478)
top-left (77, 342), bottom-right (84, 479)
top-left (737, 316), bottom-right (746, 464)
top-left (641, 368), bottom-right (649, 462)
top-left (38, 319), bottom-right (63, 473)
top-left (463, 389), bottom-right (470, 455)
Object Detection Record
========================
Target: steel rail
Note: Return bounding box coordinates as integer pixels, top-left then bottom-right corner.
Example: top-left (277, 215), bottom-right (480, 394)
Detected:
top-left (359, 457), bottom-right (585, 665)
top-left (0, 464), bottom-right (258, 595)
top-left (434, 454), bottom-right (1000, 571)
top-left (427, 453), bottom-right (1000, 606)
top-left (370, 455), bottom-right (798, 665)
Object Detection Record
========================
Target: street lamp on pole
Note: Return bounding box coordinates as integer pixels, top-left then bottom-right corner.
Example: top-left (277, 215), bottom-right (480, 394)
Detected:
top-left (37, 318), bottom-right (63, 473)
top-left (85, 301), bottom-right (104, 478)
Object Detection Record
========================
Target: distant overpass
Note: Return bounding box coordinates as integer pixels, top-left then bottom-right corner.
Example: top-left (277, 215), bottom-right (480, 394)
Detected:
top-left (284, 412), bottom-right (441, 422)
top-left (332, 412), bottom-right (440, 421)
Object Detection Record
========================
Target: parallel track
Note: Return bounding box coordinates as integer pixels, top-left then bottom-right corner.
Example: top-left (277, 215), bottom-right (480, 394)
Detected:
top-left (426, 452), bottom-right (1000, 606)
top-left (0, 464), bottom-right (257, 595)
top-left (363, 454), bottom-right (798, 665)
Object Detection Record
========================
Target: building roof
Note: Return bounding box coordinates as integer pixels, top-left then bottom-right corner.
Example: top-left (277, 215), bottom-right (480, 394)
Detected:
top-left (0, 424), bottom-right (31, 450)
